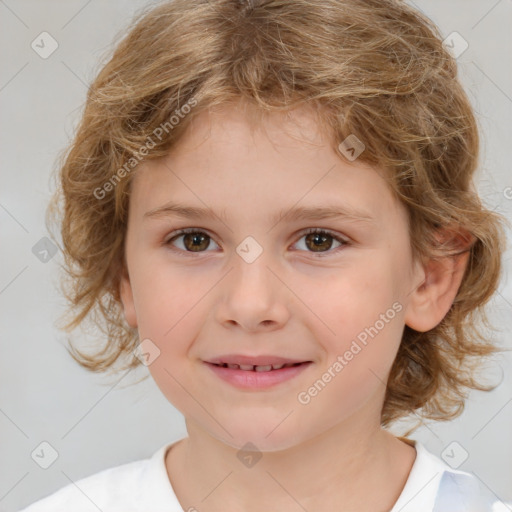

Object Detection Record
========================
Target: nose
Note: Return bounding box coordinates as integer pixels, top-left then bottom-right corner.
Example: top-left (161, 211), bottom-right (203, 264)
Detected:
top-left (214, 248), bottom-right (291, 333)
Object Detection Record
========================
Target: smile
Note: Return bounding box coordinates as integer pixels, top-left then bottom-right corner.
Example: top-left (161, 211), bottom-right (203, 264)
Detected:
top-left (212, 362), bottom-right (304, 371)
top-left (203, 361), bottom-right (312, 389)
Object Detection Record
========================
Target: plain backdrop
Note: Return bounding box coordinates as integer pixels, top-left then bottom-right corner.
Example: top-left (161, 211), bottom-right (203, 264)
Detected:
top-left (1, 0), bottom-right (511, 510)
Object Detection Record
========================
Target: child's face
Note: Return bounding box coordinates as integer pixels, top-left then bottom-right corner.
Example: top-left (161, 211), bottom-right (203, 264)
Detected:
top-left (120, 103), bottom-right (423, 450)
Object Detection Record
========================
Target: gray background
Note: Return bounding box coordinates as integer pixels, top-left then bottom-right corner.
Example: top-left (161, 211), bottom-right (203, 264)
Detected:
top-left (1, 0), bottom-right (511, 510)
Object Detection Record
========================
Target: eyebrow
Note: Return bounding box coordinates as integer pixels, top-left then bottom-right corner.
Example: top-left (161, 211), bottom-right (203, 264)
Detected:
top-left (143, 201), bottom-right (376, 226)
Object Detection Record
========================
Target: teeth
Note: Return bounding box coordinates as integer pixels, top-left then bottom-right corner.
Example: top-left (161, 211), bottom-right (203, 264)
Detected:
top-left (254, 365), bottom-right (272, 372)
top-left (218, 362), bottom-right (301, 371)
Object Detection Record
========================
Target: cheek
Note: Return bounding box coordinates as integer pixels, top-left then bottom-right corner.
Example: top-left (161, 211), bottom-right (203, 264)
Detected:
top-left (303, 257), bottom-right (405, 380)
top-left (134, 280), bottom-right (208, 414)
top-left (306, 258), bottom-right (402, 337)
top-left (295, 269), bottom-right (404, 425)
top-left (130, 252), bottom-right (209, 336)
top-left (127, 263), bottom-right (205, 400)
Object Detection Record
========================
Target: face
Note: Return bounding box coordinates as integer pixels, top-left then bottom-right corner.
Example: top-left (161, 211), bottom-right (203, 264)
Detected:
top-left (120, 102), bottom-right (423, 451)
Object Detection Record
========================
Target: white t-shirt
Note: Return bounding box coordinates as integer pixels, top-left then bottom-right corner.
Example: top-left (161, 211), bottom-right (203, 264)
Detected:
top-left (18, 437), bottom-right (504, 512)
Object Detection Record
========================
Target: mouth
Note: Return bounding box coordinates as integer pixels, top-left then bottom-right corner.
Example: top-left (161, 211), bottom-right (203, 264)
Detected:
top-left (207, 361), bottom-right (307, 372)
top-left (203, 360), bottom-right (313, 389)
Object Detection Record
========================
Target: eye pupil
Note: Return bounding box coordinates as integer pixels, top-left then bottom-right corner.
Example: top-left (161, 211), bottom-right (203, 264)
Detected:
top-left (306, 232), bottom-right (332, 252)
top-left (184, 232), bottom-right (209, 251)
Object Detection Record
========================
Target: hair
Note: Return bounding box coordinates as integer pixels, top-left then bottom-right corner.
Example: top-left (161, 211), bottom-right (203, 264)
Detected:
top-left (48, 0), bottom-right (509, 428)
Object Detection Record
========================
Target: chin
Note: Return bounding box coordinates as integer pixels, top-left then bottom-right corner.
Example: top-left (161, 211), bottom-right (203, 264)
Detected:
top-left (210, 423), bottom-right (307, 454)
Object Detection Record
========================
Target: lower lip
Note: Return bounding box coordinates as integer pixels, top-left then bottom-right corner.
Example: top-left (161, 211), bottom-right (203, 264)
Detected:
top-left (203, 362), bottom-right (312, 390)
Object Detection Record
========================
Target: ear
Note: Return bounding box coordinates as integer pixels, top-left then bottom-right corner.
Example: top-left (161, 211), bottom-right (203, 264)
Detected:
top-left (404, 227), bottom-right (474, 333)
top-left (119, 263), bottom-right (138, 329)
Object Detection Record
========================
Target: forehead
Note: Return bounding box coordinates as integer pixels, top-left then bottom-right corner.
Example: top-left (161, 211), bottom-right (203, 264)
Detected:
top-left (167, 100), bottom-right (333, 155)
top-left (129, 102), bottom-right (406, 230)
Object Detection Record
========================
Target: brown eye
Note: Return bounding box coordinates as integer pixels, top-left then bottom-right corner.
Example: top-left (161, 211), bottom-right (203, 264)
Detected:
top-left (165, 228), bottom-right (348, 258)
top-left (166, 229), bottom-right (218, 253)
top-left (293, 229), bottom-right (347, 256)
top-left (304, 232), bottom-right (334, 252)
top-left (182, 232), bottom-right (210, 251)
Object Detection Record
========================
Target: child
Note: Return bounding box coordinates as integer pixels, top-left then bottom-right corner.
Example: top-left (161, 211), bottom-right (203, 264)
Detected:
top-left (20, 0), bottom-right (509, 510)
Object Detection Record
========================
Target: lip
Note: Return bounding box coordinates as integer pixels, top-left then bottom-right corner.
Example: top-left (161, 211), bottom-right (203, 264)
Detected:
top-left (203, 360), bottom-right (313, 390)
top-left (205, 354), bottom-right (309, 366)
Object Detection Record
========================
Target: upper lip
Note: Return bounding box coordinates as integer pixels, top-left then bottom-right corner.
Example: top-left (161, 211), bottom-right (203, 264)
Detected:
top-left (205, 355), bottom-right (311, 366)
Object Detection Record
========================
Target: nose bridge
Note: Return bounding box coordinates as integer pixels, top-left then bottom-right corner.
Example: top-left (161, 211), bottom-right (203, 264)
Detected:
top-left (215, 238), bottom-right (290, 331)
top-left (231, 241), bottom-right (278, 307)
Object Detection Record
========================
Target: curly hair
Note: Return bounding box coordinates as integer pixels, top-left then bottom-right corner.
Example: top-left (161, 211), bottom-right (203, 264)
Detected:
top-left (48, 0), bottom-right (509, 428)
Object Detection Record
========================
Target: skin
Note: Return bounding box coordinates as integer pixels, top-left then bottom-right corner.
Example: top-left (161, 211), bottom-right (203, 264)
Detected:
top-left (119, 99), bottom-right (470, 512)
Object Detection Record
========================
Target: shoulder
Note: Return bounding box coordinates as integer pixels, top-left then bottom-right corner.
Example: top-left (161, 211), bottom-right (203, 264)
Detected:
top-left (18, 458), bottom-right (151, 512)
top-left (392, 439), bottom-right (505, 512)
top-left (434, 470), bottom-right (507, 511)
top-left (18, 443), bottom-right (177, 512)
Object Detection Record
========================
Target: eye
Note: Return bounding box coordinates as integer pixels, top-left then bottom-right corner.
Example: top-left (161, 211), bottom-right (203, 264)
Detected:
top-left (164, 227), bottom-right (349, 257)
top-left (292, 228), bottom-right (348, 257)
top-left (165, 228), bottom-right (219, 254)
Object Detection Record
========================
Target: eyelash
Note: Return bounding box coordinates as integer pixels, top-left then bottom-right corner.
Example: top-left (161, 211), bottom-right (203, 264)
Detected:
top-left (163, 227), bottom-right (350, 258)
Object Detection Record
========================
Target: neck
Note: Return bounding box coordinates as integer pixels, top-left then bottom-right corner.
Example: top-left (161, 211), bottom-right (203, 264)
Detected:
top-left (165, 415), bottom-right (416, 512)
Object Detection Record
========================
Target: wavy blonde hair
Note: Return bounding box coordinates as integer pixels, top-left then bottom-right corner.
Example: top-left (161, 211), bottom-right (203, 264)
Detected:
top-left (48, 0), bottom-right (509, 428)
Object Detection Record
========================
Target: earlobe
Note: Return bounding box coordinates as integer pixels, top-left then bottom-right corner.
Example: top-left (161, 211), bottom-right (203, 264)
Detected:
top-left (119, 266), bottom-right (138, 329)
top-left (404, 229), bottom-right (473, 333)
